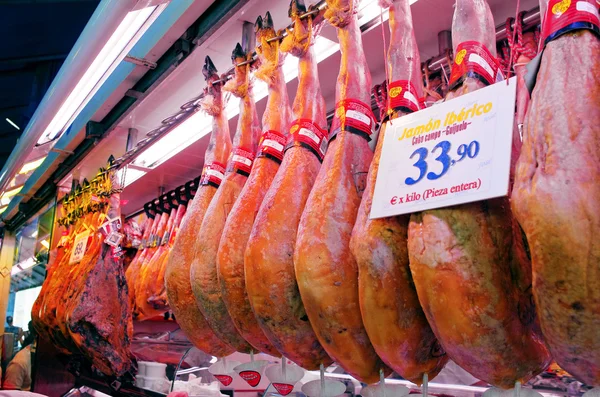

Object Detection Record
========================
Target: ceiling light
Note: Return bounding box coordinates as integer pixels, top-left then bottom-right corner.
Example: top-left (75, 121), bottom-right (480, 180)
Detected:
top-left (117, 166), bottom-right (147, 187)
top-left (36, 4), bottom-right (168, 146)
top-left (40, 240), bottom-right (50, 249)
top-left (132, 111), bottom-right (212, 169)
top-left (19, 156), bottom-right (46, 175)
top-left (11, 257), bottom-right (37, 276)
top-left (1, 186), bottom-right (23, 207)
top-left (6, 118), bottom-right (20, 131)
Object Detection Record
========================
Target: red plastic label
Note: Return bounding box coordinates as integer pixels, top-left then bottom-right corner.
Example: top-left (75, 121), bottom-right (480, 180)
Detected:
top-left (388, 80), bottom-right (422, 113)
top-left (286, 119), bottom-right (328, 161)
top-left (257, 130), bottom-right (286, 163)
top-left (329, 98), bottom-right (375, 142)
top-left (227, 147), bottom-right (255, 175)
top-left (273, 383), bottom-right (294, 396)
top-left (214, 374), bottom-right (233, 386)
top-left (449, 41), bottom-right (502, 90)
top-left (239, 370), bottom-right (261, 387)
top-left (542, 0), bottom-right (600, 43)
top-left (200, 161), bottom-right (226, 187)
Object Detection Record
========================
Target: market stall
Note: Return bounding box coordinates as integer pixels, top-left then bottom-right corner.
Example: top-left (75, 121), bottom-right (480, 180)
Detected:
top-left (0, 0), bottom-right (598, 396)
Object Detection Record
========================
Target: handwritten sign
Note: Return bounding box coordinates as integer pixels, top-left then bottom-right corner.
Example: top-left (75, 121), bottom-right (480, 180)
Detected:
top-left (371, 78), bottom-right (516, 218)
top-left (69, 230), bottom-right (90, 264)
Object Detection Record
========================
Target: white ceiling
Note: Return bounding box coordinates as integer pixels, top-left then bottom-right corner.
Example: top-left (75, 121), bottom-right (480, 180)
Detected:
top-left (78, 0), bottom-right (539, 215)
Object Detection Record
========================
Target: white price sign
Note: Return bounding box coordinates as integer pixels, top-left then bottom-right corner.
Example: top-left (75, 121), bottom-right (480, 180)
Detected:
top-left (69, 230), bottom-right (90, 264)
top-left (371, 78), bottom-right (517, 218)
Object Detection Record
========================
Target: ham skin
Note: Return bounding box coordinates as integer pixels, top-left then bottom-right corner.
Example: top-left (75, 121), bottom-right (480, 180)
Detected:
top-left (190, 45), bottom-right (261, 353)
top-left (217, 13), bottom-right (292, 356)
top-left (512, 6), bottom-right (600, 383)
top-left (164, 58), bottom-right (235, 357)
top-left (350, 0), bottom-right (448, 384)
top-left (407, 0), bottom-right (551, 388)
top-left (244, 0), bottom-right (332, 370)
top-left (294, 1), bottom-right (388, 383)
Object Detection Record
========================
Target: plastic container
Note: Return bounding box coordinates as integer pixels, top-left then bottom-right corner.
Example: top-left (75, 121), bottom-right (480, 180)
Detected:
top-left (138, 361), bottom-right (149, 377)
top-left (135, 375), bottom-right (146, 388)
top-left (145, 362), bottom-right (168, 378)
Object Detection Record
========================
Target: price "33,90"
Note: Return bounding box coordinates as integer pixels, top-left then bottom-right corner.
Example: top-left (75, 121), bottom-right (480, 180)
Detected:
top-left (406, 140), bottom-right (480, 186)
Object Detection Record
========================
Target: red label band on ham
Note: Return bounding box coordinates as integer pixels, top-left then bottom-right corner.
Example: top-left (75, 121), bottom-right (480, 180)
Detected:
top-left (285, 119), bottom-right (328, 162)
top-left (388, 80), bottom-right (422, 114)
top-left (449, 41), bottom-right (502, 90)
top-left (542, 0), bottom-right (600, 44)
top-left (329, 98), bottom-right (375, 142)
top-left (227, 147), bottom-right (255, 176)
top-left (257, 130), bottom-right (286, 163)
top-left (200, 162), bottom-right (226, 187)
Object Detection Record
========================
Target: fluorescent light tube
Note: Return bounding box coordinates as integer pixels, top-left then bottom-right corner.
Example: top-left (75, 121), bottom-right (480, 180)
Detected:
top-left (19, 156), bottom-right (46, 175)
top-left (1, 186), bottom-right (22, 206)
top-left (36, 4), bottom-right (167, 146)
top-left (133, 111), bottom-right (212, 169)
top-left (117, 167), bottom-right (147, 188)
top-left (11, 256), bottom-right (37, 276)
top-left (6, 118), bottom-right (20, 130)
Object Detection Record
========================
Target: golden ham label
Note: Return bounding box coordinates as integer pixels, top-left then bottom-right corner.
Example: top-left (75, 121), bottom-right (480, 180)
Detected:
top-left (398, 101), bottom-right (493, 141)
top-left (389, 86), bottom-right (403, 98)
top-left (552, 0), bottom-right (571, 15)
top-left (455, 49), bottom-right (467, 65)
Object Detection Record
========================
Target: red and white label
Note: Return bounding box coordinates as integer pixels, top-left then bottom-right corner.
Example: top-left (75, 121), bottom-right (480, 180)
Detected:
top-left (449, 41), bottom-right (502, 89)
top-left (388, 80), bottom-right (422, 113)
top-left (273, 383), bottom-right (295, 396)
top-left (228, 147), bottom-right (255, 175)
top-left (200, 162), bottom-right (226, 187)
top-left (239, 370), bottom-right (261, 387)
top-left (257, 130), bottom-right (286, 162)
top-left (542, 0), bottom-right (600, 43)
top-left (214, 374), bottom-right (233, 386)
top-left (287, 119), bottom-right (329, 161)
top-left (330, 99), bottom-right (375, 141)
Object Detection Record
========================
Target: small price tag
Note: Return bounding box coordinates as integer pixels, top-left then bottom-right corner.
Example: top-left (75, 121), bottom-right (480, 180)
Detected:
top-left (371, 78), bottom-right (517, 218)
top-left (69, 230), bottom-right (90, 264)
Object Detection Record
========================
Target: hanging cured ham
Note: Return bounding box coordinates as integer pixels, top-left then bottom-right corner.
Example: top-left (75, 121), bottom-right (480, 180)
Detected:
top-left (407, 0), bottom-right (551, 388)
top-left (294, 0), bottom-right (388, 383)
top-left (164, 57), bottom-right (234, 357)
top-left (125, 213), bottom-right (156, 316)
top-left (32, 165), bottom-right (134, 377)
top-left (217, 13), bottom-right (293, 356)
top-left (244, 0), bottom-right (331, 370)
top-left (349, 0), bottom-right (447, 384)
top-left (137, 202), bottom-right (186, 317)
top-left (512, 0), bottom-right (600, 385)
top-left (190, 43), bottom-right (261, 353)
top-left (136, 206), bottom-right (174, 317)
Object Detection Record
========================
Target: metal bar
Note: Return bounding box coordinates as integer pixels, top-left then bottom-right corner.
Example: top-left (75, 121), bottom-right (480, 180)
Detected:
top-left (124, 55), bottom-right (158, 69)
top-left (426, 6), bottom-right (541, 73)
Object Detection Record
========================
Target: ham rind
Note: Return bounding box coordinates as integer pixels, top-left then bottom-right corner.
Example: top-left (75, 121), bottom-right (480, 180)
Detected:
top-left (190, 44), bottom-right (261, 353)
top-left (294, 0), bottom-right (388, 383)
top-left (150, 203), bottom-right (186, 309)
top-left (217, 13), bottom-right (292, 356)
top-left (66, 188), bottom-right (133, 377)
top-left (244, 0), bottom-right (332, 370)
top-left (512, 0), bottom-right (600, 385)
top-left (164, 57), bottom-right (234, 357)
top-left (136, 207), bottom-right (175, 318)
top-left (407, 0), bottom-right (551, 388)
top-left (349, 0), bottom-right (448, 384)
